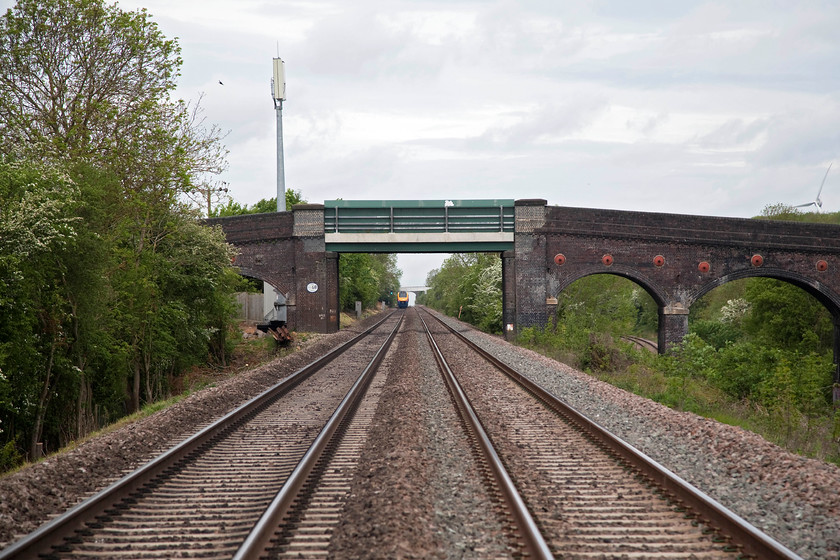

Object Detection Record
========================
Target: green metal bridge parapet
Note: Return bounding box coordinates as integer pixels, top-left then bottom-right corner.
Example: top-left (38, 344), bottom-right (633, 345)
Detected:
top-left (324, 199), bottom-right (515, 253)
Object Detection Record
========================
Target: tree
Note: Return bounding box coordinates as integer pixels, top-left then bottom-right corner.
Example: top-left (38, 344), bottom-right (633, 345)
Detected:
top-left (339, 254), bottom-right (401, 311)
top-left (743, 278), bottom-right (833, 352)
top-left (758, 203), bottom-right (840, 225)
top-left (0, 0), bottom-right (179, 160)
top-left (425, 253), bottom-right (503, 333)
top-left (0, 0), bottom-right (236, 466)
top-left (209, 189), bottom-right (307, 217)
top-left (0, 0), bottom-right (227, 208)
top-left (0, 159), bottom-right (81, 458)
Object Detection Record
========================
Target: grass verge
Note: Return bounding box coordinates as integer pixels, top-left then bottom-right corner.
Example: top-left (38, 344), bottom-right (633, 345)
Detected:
top-left (517, 334), bottom-right (840, 465)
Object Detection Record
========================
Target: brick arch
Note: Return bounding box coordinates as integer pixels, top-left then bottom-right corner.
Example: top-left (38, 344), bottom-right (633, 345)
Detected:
top-left (691, 268), bottom-right (840, 319)
top-left (235, 266), bottom-right (291, 300)
top-left (552, 266), bottom-right (669, 308)
top-left (207, 209), bottom-right (339, 334)
top-left (207, 199), bottom-right (840, 398)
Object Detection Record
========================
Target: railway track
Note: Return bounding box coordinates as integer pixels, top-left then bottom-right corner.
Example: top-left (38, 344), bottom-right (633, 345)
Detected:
top-left (622, 334), bottom-right (659, 353)
top-left (2, 307), bottom-right (804, 559)
top-left (232, 313), bottom-right (403, 559)
top-left (0, 312), bottom-right (402, 560)
top-left (232, 308), bottom-right (550, 558)
top-left (420, 307), bottom-right (801, 559)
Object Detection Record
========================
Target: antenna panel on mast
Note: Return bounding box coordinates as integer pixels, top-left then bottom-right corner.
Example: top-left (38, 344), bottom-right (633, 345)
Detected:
top-left (272, 58), bottom-right (286, 101)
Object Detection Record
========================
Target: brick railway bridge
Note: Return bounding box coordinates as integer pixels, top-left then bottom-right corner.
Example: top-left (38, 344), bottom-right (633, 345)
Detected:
top-left (208, 199), bottom-right (840, 389)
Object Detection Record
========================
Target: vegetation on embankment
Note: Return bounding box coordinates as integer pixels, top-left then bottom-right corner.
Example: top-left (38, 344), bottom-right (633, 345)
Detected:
top-left (421, 253), bottom-right (503, 334)
top-left (0, 0), bottom-right (240, 472)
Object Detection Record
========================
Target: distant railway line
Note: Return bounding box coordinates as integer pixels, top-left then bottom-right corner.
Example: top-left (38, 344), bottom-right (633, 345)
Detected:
top-left (622, 334), bottom-right (659, 353)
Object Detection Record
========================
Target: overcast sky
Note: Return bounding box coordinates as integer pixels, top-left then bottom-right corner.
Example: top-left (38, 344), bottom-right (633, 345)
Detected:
top-left (5, 0), bottom-right (839, 285)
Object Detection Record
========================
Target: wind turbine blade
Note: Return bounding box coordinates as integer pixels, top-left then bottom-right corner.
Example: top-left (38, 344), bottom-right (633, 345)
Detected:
top-left (816, 162), bottom-right (832, 199)
top-left (794, 202), bottom-right (815, 208)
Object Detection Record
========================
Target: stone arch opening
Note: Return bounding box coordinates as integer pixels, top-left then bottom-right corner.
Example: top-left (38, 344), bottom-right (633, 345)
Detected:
top-left (553, 267), bottom-right (668, 308)
top-left (234, 267), bottom-right (291, 300)
top-left (687, 271), bottom-right (840, 415)
top-left (549, 271), bottom-right (663, 355)
top-left (551, 267), bottom-right (675, 352)
top-left (691, 268), bottom-right (840, 319)
top-left (692, 268), bottom-right (840, 392)
top-left (231, 267), bottom-right (293, 325)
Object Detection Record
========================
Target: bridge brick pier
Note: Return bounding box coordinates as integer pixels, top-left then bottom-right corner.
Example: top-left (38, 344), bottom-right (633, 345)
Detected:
top-left (207, 205), bottom-right (340, 334)
top-left (208, 199), bottom-right (840, 390)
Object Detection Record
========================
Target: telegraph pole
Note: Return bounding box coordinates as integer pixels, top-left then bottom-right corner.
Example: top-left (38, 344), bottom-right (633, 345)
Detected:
top-left (272, 58), bottom-right (286, 212)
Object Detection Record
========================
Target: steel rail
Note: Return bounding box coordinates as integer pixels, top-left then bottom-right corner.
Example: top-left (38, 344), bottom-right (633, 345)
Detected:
top-left (418, 312), bottom-right (554, 560)
top-left (0, 312), bottom-right (397, 560)
top-left (425, 309), bottom-right (802, 560)
top-left (621, 334), bottom-right (659, 352)
top-left (232, 312), bottom-right (404, 559)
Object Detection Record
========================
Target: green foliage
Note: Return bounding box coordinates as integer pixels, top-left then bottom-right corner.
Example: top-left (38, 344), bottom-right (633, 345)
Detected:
top-left (209, 189), bottom-right (306, 217)
top-left (557, 275), bottom-right (638, 335)
top-left (519, 275), bottom-right (658, 370)
top-left (339, 253), bottom-right (401, 311)
top-left (0, 0), bottom-right (180, 160)
top-left (0, 438), bottom-right (23, 472)
top-left (234, 276), bottom-right (263, 293)
top-left (688, 277), bottom-right (834, 405)
top-left (0, 159), bottom-right (82, 460)
top-left (285, 189), bottom-right (306, 211)
top-left (742, 278), bottom-right (833, 350)
top-left (424, 253), bottom-right (503, 334)
top-left (210, 199), bottom-right (249, 217)
top-left (690, 319), bottom-right (742, 349)
top-left (0, 0), bottom-right (238, 470)
top-left (758, 204), bottom-right (840, 225)
top-left (467, 257), bottom-right (503, 333)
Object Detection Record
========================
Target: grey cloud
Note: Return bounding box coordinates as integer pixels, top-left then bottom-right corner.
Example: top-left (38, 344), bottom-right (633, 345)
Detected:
top-left (697, 118), bottom-right (769, 149)
top-left (751, 104), bottom-right (840, 167)
top-left (290, 9), bottom-right (411, 78)
top-left (113, 0), bottom-right (840, 219)
top-left (466, 98), bottom-right (609, 151)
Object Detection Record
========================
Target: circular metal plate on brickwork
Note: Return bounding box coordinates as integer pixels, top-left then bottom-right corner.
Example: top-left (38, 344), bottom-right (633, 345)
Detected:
top-left (307, 282), bottom-right (319, 293)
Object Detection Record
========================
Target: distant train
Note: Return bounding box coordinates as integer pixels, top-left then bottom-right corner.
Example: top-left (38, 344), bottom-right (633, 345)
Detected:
top-left (396, 290), bottom-right (409, 308)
